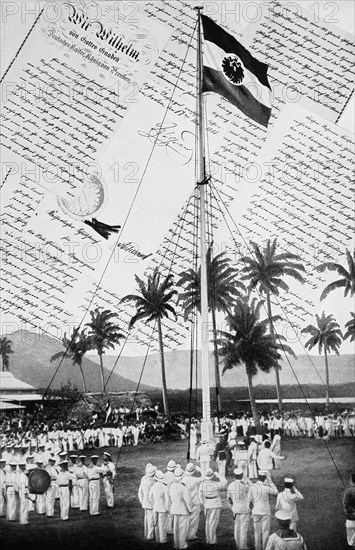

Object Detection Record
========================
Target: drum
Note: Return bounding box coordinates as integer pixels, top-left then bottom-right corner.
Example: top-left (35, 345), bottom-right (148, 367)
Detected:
top-left (28, 468), bottom-right (51, 494)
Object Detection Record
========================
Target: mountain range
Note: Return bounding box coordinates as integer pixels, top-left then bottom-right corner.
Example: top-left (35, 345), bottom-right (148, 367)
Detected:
top-left (1, 330), bottom-right (354, 393)
top-left (1, 330), bottom-right (153, 392)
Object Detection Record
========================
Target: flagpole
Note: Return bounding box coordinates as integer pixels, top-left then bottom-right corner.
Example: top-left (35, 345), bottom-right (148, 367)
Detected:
top-left (195, 6), bottom-right (212, 444)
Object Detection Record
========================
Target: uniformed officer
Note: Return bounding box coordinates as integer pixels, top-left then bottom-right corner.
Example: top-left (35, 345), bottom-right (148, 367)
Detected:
top-left (228, 468), bottom-right (251, 549)
top-left (167, 467), bottom-right (192, 549)
top-left (138, 463), bottom-right (157, 541)
top-left (276, 477), bottom-right (304, 532)
top-left (248, 470), bottom-right (278, 550)
top-left (199, 468), bottom-right (227, 545)
top-left (266, 510), bottom-right (308, 550)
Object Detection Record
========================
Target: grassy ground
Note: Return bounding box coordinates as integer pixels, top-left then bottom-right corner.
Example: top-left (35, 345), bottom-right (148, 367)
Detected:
top-left (1, 437), bottom-right (354, 550)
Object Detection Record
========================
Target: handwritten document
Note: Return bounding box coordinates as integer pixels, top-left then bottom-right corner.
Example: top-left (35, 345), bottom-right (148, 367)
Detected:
top-left (0, 3), bottom-right (170, 334)
top-left (0, 1), bottom-right (354, 353)
top-left (217, 103), bottom-right (354, 332)
top-left (243, 0), bottom-right (355, 122)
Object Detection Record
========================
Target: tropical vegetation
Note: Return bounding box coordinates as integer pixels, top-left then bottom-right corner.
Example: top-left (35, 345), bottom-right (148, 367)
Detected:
top-left (316, 249), bottom-right (355, 301)
top-left (240, 239), bottom-right (305, 409)
top-left (0, 336), bottom-right (13, 371)
top-left (50, 327), bottom-right (92, 393)
top-left (177, 245), bottom-right (245, 411)
top-left (215, 297), bottom-right (295, 429)
top-left (85, 308), bottom-right (125, 394)
top-left (121, 267), bottom-right (177, 416)
top-left (302, 312), bottom-right (343, 409)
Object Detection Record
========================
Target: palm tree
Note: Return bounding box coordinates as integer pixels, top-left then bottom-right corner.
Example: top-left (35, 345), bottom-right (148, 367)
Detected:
top-left (302, 312), bottom-right (343, 410)
top-left (121, 267), bottom-right (177, 416)
top-left (344, 313), bottom-right (355, 342)
top-left (177, 245), bottom-right (245, 412)
top-left (240, 239), bottom-right (305, 410)
top-left (177, 245), bottom-right (245, 319)
top-left (215, 297), bottom-right (295, 430)
top-left (0, 337), bottom-right (13, 371)
top-left (50, 327), bottom-right (92, 393)
top-left (316, 249), bottom-right (355, 300)
top-left (85, 308), bottom-right (125, 394)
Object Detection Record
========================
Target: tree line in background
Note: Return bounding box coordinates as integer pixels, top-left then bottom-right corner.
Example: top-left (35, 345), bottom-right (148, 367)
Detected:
top-left (1, 242), bottom-right (354, 429)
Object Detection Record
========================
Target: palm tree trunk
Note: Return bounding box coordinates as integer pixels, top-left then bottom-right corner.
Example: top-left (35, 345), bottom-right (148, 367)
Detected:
top-left (78, 362), bottom-right (87, 394)
top-left (157, 316), bottom-right (169, 416)
top-left (99, 352), bottom-right (105, 394)
top-left (212, 307), bottom-right (222, 418)
top-left (267, 292), bottom-right (283, 410)
top-left (247, 371), bottom-right (260, 432)
top-left (324, 348), bottom-right (330, 410)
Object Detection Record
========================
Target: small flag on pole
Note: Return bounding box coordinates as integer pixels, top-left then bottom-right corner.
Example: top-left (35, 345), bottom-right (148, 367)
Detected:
top-left (105, 400), bottom-right (112, 423)
top-left (201, 15), bottom-right (272, 127)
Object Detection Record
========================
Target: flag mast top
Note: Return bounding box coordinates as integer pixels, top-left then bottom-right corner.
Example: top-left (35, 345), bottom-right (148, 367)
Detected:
top-left (195, 6), bottom-right (213, 443)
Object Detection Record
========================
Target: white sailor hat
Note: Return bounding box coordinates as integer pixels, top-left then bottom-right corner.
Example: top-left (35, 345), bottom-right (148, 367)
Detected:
top-left (59, 460), bottom-right (69, 466)
top-left (48, 456), bottom-right (56, 462)
top-left (78, 455), bottom-right (86, 460)
top-left (233, 468), bottom-right (243, 476)
top-left (9, 461), bottom-right (18, 467)
top-left (284, 477), bottom-right (294, 483)
top-left (26, 454), bottom-right (34, 460)
top-left (275, 510), bottom-right (291, 521)
top-left (204, 468), bottom-right (214, 479)
top-left (174, 467), bottom-right (184, 480)
top-left (18, 461), bottom-right (26, 467)
top-left (0, 458), bottom-right (6, 463)
top-left (59, 451), bottom-right (67, 457)
top-left (238, 441), bottom-right (246, 446)
top-left (167, 459), bottom-right (176, 471)
top-left (185, 463), bottom-right (195, 474)
top-left (103, 452), bottom-right (112, 459)
top-left (258, 470), bottom-right (267, 477)
top-left (91, 455), bottom-right (99, 459)
top-left (154, 470), bottom-right (164, 482)
top-left (146, 464), bottom-right (157, 477)
top-left (70, 454), bottom-right (78, 459)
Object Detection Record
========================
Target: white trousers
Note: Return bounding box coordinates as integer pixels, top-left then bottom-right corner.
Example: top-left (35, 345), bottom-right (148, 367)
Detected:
top-left (19, 495), bottom-right (29, 525)
top-left (70, 483), bottom-right (80, 508)
top-left (248, 460), bottom-right (258, 479)
top-left (346, 520), bottom-right (355, 547)
top-left (234, 513), bottom-right (249, 549)
top-left (173, 514), bottom-right (190, 549)
top-left (59, 487), bottom-right (70, 520)
top-left (103, 477), bottom-right (114, 507)
top-left (0, 490), bottom-right (5, 517)
top-left (187, 504), bottom-right (201, 539)
top-left (36, 493), bottom-right (46, 515)
top-left (200, 460), bottom-right (210, 477)
top-left (205, 508), bottom-right (221, 545)
top-left (45, 485), bottom-right (57, 517)
top-left (6, 488), bottom-right (17, 521)
top-left (252, 514), bottom-right (270, 550)
top-left (89, 480), bottom-right (100, 515)
top-left (153, 511), bottom-right (168, 543)
top-left (144, 508), bottom-right (155, 540)
top-left (78, 479), bottom-right (89, 511)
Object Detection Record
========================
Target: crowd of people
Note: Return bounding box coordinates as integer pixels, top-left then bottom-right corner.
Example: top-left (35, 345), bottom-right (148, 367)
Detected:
top-left (138, 438), bottom-right (308, 550)
top-left (0, 442), bottom-right (116, 524)
top-left (1, 407), bottom-right (353, 456)
top-left (0, 405), bottom-right (353, 547)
